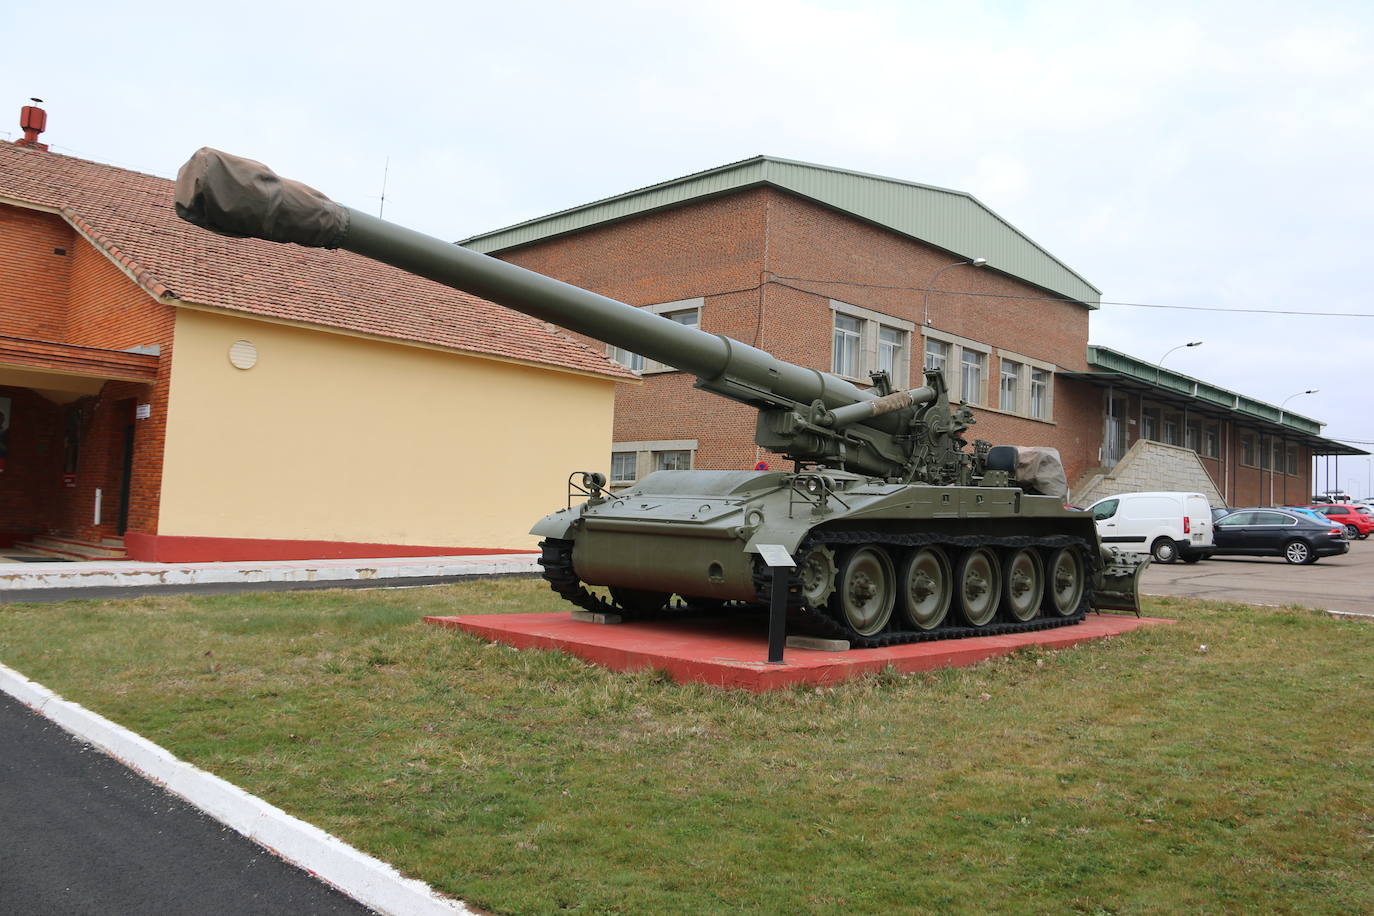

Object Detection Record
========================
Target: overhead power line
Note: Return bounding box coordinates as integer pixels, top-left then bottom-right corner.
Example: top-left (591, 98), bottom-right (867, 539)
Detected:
top-left (769, 274), bottom-right (1374, 318)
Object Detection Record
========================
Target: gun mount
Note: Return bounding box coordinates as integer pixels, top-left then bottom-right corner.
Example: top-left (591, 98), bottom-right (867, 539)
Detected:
top-left (175, 148), bottom-right (1146, 644)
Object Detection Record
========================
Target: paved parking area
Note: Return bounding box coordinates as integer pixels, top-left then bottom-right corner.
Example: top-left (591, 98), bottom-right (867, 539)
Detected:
top-left (1141, 538), bottom-right (1374, 616)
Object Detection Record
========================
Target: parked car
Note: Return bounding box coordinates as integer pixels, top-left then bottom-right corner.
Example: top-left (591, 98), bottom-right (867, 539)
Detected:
top-left (1205, 508), bottom-right (1349, 564)
top-left (1283, 506), bottom-right (1344, 526)
top-left (1302, 504), bottom-right (1374, 539)
top-left (1087, 491), bottom-right (1215, 563)
top-left (1312, 492), bottom-right (1353, 504)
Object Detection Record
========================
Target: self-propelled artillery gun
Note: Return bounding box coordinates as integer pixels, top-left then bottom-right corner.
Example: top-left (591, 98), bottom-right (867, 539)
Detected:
top-left (174, 148), bottom-right (1145, 646)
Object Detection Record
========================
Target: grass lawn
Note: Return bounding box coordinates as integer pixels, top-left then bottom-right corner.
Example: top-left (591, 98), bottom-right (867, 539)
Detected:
top-left (2, 581), bottom-right (1372, 914)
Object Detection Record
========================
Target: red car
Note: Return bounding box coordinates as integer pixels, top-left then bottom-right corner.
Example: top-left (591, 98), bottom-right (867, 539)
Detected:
top-left (1303, 504), bottom-right (1374, 539)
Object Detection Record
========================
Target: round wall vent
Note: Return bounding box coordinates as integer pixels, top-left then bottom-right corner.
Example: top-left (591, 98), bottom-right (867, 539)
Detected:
top-left (228, 340), bottom-right (258, 370)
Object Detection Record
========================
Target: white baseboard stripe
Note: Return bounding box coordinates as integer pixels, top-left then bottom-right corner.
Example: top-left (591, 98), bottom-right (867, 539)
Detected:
top-left (0, 661), bottom-right (473, 916)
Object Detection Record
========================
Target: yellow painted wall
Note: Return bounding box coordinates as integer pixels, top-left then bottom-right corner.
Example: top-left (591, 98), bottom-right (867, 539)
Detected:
top-left (160, 309), bottom-right (616, 549)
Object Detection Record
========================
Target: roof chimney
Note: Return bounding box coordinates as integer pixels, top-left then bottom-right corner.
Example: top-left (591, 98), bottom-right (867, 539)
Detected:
top-left (17, 98), bottom-right (48, 150)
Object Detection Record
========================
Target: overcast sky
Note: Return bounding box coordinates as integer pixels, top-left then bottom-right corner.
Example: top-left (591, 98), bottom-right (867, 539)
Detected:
top-left (6, 0), bottom-right (1372, 493)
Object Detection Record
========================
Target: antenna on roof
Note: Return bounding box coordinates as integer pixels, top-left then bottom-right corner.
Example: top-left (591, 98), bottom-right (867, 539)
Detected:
top-left (377, 156), bottom-right (390, 218)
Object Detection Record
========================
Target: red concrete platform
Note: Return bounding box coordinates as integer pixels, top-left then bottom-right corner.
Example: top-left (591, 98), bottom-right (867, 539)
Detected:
top-left (423, 611), bottom-right (1174, 691)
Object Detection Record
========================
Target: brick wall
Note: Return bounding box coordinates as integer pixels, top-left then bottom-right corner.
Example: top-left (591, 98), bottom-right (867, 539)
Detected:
top-left (0, 204), bottom-right (72, 340)
top-left (498, 187), bottom-right (1101, 480)
top-left (0, 203), bottom-right (173, 539)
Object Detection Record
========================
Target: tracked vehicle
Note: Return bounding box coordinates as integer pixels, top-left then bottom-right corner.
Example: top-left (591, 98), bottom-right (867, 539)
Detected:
top-left (174, 148), bottom-right (1145, 646)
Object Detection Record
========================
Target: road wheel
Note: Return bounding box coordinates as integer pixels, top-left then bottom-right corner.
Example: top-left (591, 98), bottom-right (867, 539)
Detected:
top-left (831, 546), bottom-right (895, 637)
top-left (1000, 547), bottom-right (1044, 622)
top-left (1283, 540), bottom-right (1315, 565)
top-left (1043, 546), bottom-right (1086, 616)
top-left (797, 544), bottom-right (838, 609)
top-left (1150, 537), bottom-right (1178, 564)
top-left (896, 546), bottom-right (952, 631)
top-left (1345, 524), bottom-right (1359, 539)
top-left (955, 547), bottom-right (1002, 627)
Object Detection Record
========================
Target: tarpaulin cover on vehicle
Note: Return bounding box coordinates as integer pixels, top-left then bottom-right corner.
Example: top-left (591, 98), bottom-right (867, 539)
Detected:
top-left (1013, 446), bottom-right (1068, 499)
top-left (174, 147), bottom-right (349, 248)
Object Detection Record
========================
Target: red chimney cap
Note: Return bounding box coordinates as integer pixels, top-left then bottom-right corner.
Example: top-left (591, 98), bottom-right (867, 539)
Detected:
top-left (18, 100), bottom-right (49, 150)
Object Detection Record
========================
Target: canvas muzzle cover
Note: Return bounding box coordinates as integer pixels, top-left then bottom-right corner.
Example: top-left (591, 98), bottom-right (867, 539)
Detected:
top-left (174, 147), bottom-right (349, 248)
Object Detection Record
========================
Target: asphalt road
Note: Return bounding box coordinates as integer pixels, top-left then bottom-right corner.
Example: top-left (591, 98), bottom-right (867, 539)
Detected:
top-left (1140, 537), bottom-right (1374, 615)
top-left (0, 692), bottom-right (376, 916)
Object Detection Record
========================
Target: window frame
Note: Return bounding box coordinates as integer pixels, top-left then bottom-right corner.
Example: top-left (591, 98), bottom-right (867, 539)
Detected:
top-left (610, 451), bottom-right (637, 484)
top-left (608, 439), bottom-right (698, 487)
top-left (999, 358), bottom-right (1022, 412)
top-left (828, 300), bottom-right (914, 387)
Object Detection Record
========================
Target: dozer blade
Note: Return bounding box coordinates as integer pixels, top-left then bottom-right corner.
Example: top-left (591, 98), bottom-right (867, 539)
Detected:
top-left (1092, 551), bottom-right (1150, 615)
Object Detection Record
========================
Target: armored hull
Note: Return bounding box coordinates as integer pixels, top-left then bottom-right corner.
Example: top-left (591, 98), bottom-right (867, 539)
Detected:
top-left (535, 469), bottom-right (1138, 646)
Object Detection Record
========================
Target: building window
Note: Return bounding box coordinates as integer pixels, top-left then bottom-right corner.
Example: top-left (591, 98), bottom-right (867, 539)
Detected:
top-left (609, 439), bottom-right (698, 488)
top-left (1164, 415), bottom-right (1180, 446)
top-left (925, 338), bottom-right (950, 386)
top-left (1204, 425), bottom-right (1219, 458)
top-left (832, 313), bottom-right (862, 379)
top-left (610, 451), bottom-right (637, 483)
top-left (877, 326), bottom-right (906, 380)
top-left (609, 346), bottom-right (644, 372)
top-left (1269, 440), bottom-right (1284, 472)
top-left (1240, 435), bottom-right (1256, 466)
top-left (1286, 445), bottom-right (1298, 475)
top-left (960, 350), bottom-right (986, 405)
top-left (1186, 421), bottom-right (1201, 452)
top-left (829, 301), bottom-right (912, 385)
top-left (1142, 410), bottom-right (1158, 442)
top-left (655, 450), bottom-right (691, 471)
top-left (999, 359), bottom-right (1021, 412)
top-left (607, 298), bottom-right (703, 373)
top-left (1029, 368), bottom-right (1050, 419)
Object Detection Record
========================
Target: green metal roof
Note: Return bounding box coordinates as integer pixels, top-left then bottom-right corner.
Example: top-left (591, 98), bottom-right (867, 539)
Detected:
top-left (1074, 346), bottom-right (1366, 456)
top-left (459, 156), bottom-right (1101, 307)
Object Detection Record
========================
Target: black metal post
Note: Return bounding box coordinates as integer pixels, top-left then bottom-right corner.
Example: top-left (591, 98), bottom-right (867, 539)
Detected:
top-left (767, 566), bottom-right (787, 664)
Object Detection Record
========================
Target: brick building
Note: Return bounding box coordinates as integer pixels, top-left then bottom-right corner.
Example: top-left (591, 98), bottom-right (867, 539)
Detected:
top-left (463, 156), bottom-right (1361, 506)
top-left (0, 108), bottom-right (628, 561)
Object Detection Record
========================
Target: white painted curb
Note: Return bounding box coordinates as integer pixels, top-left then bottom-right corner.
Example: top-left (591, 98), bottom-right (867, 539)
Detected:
top-left (0, 554), bottom-right (541, 591)
top-left (0, 661), bottom-right (474, 916)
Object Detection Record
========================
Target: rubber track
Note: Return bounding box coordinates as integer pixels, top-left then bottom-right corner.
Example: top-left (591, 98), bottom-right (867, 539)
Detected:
top-left (757, 529), bottom-right (1092, 648)
top-left (540, 533), bottom-right (1091, 644)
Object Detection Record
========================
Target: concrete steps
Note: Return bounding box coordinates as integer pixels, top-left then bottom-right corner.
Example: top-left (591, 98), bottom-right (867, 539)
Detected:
top-left (13, 535), bottom-right (129, 561)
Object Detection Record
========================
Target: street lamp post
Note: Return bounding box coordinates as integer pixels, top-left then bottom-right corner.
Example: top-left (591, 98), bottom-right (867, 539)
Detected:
top-left (921, 257), bottom-right (988, 327)
top-left (1278, 388), bottom-right (1318, 425)
top-left (1155, 340), bottom-right (1203, 384)
top-left (1275, 389), bottom-right (1319, 504)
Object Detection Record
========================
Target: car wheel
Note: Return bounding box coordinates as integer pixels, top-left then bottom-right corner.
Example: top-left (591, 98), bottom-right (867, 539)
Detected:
top-left (1150, 537), bottom-right (1178, 564)
top-left (1181, 553), bottom-right (1204, 564)
top-left (1345, 524), bottom-right (1359, 539)
top-left (1283, 540), bottom-right (1314, 565)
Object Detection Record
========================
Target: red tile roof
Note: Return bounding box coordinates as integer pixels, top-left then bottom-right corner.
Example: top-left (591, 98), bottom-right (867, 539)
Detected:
top-left (0, 142), bottom-right (633, 380)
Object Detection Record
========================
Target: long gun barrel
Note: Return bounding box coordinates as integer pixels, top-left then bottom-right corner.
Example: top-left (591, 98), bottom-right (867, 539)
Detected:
top-left (174, 149), bottom-right (958, 478)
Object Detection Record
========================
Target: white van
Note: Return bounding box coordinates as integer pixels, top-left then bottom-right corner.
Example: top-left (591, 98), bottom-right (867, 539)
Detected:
top-left (1087, 491), bottom-right (1214, 563)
